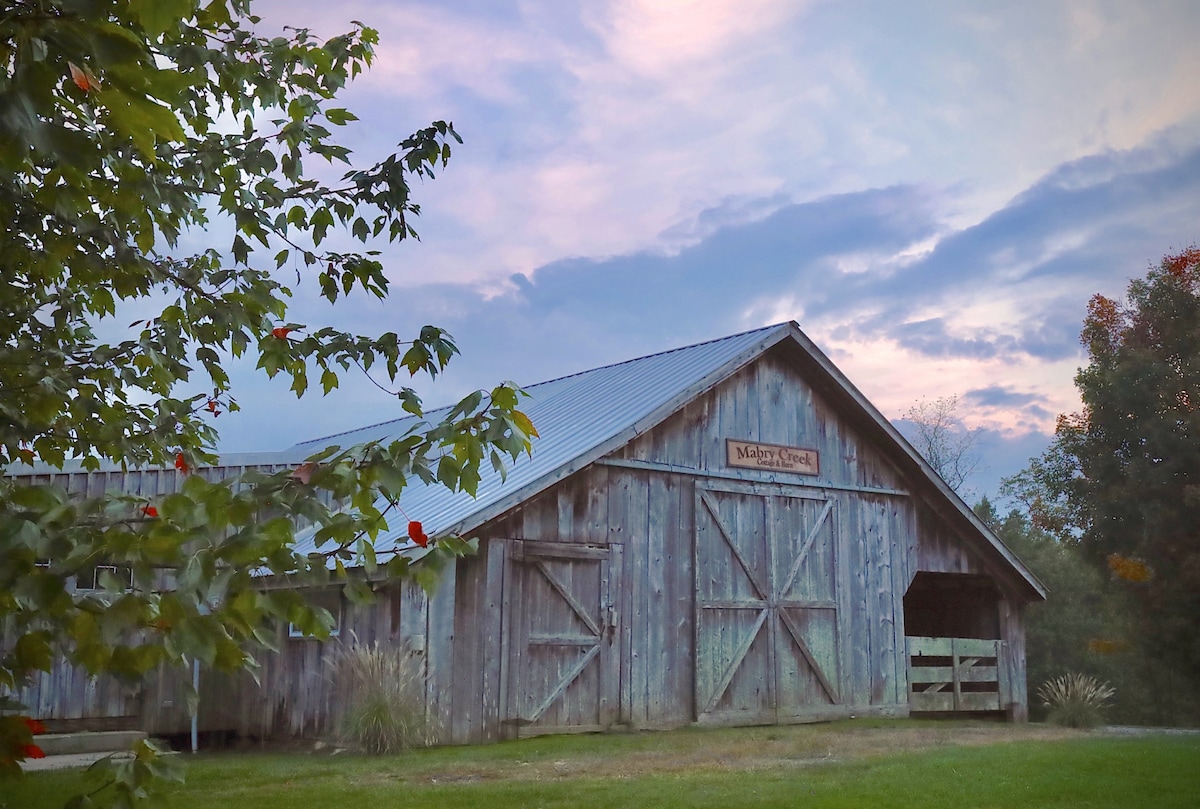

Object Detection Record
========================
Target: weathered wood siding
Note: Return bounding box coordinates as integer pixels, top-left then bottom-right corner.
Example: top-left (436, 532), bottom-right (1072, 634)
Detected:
top-left (5, 663), bottom-right (141, 730)
top-left (907, 505), bottom-right (1031, 719)
top-left (5, 342), bottom-right (1036, 739)
top-left (141, 571), bottom-right (451, 738)
top-left (8, 460), bottom-right (299, 502)
top-left (1, 459), bottom-right (298, 729)
top-left (446, 348), bottom-right (927, 740)
top-left (5, 456), bottom-right (457, 738)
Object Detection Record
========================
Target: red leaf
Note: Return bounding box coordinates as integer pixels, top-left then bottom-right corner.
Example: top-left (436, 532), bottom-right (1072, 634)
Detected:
top-left (21, 743), bottom-right (46, 759)
top-left (291, 462), bottom-right (316, 484)
top-left (23, 718), bottom-right (46, 735)
top-left (175, 453), bottom-right (189, 474)
top-left (68, 62), bottom-right (90, 91)
top-left (272, 327), bottom-right (292, 339)
top-left (408, 520), bottom-right (429, 548)
top-left (142, 505), bottom-right (158, 518)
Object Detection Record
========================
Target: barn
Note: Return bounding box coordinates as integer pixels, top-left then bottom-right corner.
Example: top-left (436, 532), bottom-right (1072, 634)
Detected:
top-left (4, 321), bottom-right (1046, 741)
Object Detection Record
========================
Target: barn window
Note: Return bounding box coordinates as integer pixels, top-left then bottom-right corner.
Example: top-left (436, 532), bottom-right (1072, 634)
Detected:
top-left (288, 589), bottom-right (343, 639)
top-left (74, 564), bottom-right (133, 593)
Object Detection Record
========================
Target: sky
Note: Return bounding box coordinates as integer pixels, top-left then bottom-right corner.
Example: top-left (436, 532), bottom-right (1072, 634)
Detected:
top-left (211, 0), bottom-right (1200, 503)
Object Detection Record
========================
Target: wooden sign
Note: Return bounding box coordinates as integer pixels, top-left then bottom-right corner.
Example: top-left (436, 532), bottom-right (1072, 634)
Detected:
top-left (726, 439), bottom-right (819, 475)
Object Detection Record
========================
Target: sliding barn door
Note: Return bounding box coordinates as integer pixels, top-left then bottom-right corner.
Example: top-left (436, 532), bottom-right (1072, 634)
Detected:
top-left (694, 486), bottom-right (840, 724)
top-left (505, 542), bottom-right (622, 736)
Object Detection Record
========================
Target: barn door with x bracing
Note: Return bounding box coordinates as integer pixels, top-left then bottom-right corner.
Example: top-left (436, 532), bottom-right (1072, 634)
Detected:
top-left (695, 486), bottom-right (840, 723)
top-left (506, 541), bottom-right (622, 737)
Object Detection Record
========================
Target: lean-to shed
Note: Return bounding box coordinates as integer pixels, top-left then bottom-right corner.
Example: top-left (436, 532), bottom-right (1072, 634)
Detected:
top-left (4, 321), bottom-right (1046, 739)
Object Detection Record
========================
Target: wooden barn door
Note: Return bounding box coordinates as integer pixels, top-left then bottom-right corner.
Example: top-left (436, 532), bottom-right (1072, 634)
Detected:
top-left (505, 542), bottom-right (622, 737)
top-left (694, 486), bottom-right (840, 724)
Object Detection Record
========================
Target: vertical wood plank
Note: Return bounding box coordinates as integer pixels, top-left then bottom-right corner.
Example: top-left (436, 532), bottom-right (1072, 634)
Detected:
top-left (889, 500), bottom-right (911, 707)
top-left (764, 496), bottom-right (779, 718)
top-left (645, 474), bottom-right (665, 724)
top-left (451, 554), bottom-right (481, 744)
top-left (868, 498), bottom-right (896, 705)
top-left (480, 539), bottom-right (508, 742)
top-left (600, 544), bottom-right (623, 726)
top-left (584, 465), bottom-right (609, 544)
top-left (628, 472), bottom-right (649, 725)
top-left (501, 541), bottom-right (518, 737)
top-left (426, 562), bottom-right (456, 741)
top-left (847, 495), bottom-right (870, 705)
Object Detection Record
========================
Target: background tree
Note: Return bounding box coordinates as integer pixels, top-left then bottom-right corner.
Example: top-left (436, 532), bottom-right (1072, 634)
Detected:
top-left (0, 0), bottom-right (535, 795)
top-left (899, 395), bottom-right (983, 495)
top-left (1002, 247), bottom-right (1200, 724)
top-left (975, 500), bottom-right (1157, 724)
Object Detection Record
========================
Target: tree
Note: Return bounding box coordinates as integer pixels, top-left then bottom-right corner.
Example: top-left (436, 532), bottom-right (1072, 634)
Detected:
top-left (974, 500), bottom-right (1156, 724)
top-left (899, 395), bottom-right (982, 495)
top-left (1002, 248), bottom-right (1200, 720)
top-left (0, 0), bottom-right (535, 796)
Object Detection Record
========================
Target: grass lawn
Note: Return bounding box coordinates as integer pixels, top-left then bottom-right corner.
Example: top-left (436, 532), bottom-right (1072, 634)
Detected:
top-left (6, 721), bottom-right (1198, 809)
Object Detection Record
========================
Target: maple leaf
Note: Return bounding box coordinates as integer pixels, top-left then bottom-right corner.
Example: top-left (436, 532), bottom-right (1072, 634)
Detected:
top-left (21, 743), bottom-right (46, 759)
top-left (142, 504), bottom-right (158, 518)
top-left (408, 520), bottom-right (429, 548)
top-left (23, 718), bottom-right (46, 735)
top-left (67, 62), bottom-right (101, 92)
top-left (271, 327), bottom-right (292, 339)
top-left (175, 452), bottom-right (189, 474)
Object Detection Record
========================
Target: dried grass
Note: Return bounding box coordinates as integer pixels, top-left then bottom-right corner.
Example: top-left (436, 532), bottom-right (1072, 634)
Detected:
top-left (1038, 673), bottom-right (1116, 729)
top-left (326, 639), bottom-right (437, 754)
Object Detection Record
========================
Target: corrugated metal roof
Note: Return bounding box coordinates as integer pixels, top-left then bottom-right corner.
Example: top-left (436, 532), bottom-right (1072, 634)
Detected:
top-left (289, 323), bottom-right (786, 558)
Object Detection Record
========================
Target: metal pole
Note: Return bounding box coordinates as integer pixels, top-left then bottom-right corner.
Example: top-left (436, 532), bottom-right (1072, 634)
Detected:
top-left (191, 656), bottom-right (199, 753)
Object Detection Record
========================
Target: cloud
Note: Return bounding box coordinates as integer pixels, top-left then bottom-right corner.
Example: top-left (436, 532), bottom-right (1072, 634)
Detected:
top-left (964, 386), bottom-right (1049, 409)
top-left (812, 136), bottom-right (1200, 364)
top-left (203, 0), bottom-right (1200, 493)
top-left (214, 129), bottom-right (1200, 455)
top-left (243, 0), bottom-right (1200, 299)
top-left (888, 319), bottom-right (1008, 361)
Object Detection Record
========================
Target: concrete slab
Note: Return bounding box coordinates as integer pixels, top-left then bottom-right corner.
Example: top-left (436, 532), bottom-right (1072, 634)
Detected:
top-left (37, 731), bottom-right (147, 756)
top-left (22, 751), bottom-right (135, 773)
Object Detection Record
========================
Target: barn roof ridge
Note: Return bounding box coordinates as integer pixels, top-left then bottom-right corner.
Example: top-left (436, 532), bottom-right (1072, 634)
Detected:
top-left (514, 323), bottom-right (782, 388)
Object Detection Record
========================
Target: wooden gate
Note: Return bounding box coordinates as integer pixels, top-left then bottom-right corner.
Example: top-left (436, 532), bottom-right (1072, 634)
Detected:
top-left (505, 541), bottom-right (622, 736)
top-left (695, 486), bottom-right (840, 724)
top-left (907, 636), bottom-right (1008, 713)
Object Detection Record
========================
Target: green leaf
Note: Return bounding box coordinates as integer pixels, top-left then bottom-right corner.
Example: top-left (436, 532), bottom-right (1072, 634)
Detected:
top-left (324, 108), bottom-right (358, 125)
top-left (129, 0), bottom-right (195, 38)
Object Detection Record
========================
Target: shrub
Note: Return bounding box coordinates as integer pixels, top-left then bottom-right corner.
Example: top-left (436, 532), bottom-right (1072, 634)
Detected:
top-left (1038, 673), bottom-right (1116, 729)
top-left (327, 640), bottom-right (436, 753)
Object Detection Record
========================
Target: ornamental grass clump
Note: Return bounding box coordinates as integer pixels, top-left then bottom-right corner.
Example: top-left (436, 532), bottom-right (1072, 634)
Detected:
top-left (1037, 673), bottom-right (1116, 729)
top-left (328, 640), bottom-right (436, 754)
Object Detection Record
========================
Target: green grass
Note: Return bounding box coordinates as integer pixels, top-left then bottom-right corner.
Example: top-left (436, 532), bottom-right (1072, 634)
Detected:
top-left (7, 723), bottom-right (1198, 809)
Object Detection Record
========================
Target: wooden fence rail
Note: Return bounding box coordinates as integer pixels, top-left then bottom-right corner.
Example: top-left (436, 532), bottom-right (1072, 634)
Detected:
top-left (906, 636), bottom-right (1008, 713)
